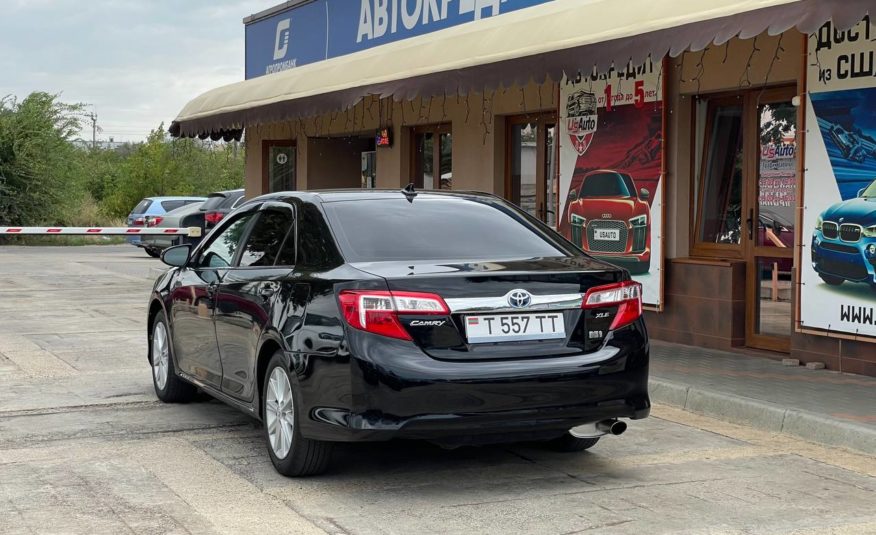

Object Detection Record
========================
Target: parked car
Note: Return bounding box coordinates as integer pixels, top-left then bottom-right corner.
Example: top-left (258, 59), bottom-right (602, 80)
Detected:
top-left (127, 196), bottom-right (206, 257)
top-left (811, 178), bottom-right (876, 290)
top-left (200, 189), bottom-right (246, 230)
top-left (140, 201), bottom-right (206, 257)
top-left (148, 189), bottom-right (650, 476)
top-left (567, 170), bottom-right (652, 274)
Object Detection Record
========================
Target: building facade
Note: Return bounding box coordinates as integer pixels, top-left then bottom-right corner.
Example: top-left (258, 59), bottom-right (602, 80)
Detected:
top-left (172, 0), bottom-right (876, 376)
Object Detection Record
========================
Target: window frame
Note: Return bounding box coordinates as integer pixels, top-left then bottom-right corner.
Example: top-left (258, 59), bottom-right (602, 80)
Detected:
top-left (410, 124), bottom-right (452, 190)
top-left (233, 202), bottom-right (297, 269)
top-left (193, 210), bottom-right (260, 270)
top-left (691, 94), bottom-right (749, 259)
top-left (262, 140), bottom-right (297, 193)
top-left (504, 112), bottom-right (559, 224)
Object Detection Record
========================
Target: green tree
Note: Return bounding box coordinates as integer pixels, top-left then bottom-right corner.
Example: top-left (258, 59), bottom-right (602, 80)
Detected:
top-left (0, 93), bottom-right (84, 225)
top-left (1, 91), bottom-right (245, 231)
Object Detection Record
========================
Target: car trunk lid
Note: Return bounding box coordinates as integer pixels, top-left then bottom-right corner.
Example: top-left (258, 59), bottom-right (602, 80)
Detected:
top-left (352, 257), bottom-right (627, 360)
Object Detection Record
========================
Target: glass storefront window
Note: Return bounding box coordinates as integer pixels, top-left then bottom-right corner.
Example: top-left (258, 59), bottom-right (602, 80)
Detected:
top-left (754, 256), bottom-right (792, 338)
top-left (412, 125), bottom-right (451, 189)
top-left (756, 102), bottom-right (797, 249)
top-left (698, 104), bottom-right (743, 244)
top-left (506, 114), bottom-right (558, 226)
top-left (265, 142), bottom-right (296, 193)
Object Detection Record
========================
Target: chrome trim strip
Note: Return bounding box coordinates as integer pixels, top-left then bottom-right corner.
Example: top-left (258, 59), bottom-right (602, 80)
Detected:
top-left (467, 331), bottom-right (567, 344)
top-left (445, 292), bottom-right (584, 314)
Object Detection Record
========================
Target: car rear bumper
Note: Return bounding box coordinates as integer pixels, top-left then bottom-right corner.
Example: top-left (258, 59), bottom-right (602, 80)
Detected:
top-left (296, 322), bottom-right (650, 443)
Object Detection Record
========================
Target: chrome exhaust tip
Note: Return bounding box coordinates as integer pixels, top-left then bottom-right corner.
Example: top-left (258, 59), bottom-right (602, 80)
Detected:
top-left (596, 419), bottom-right (627, 436)
top-left (570, 419), bottom-right (628, 438)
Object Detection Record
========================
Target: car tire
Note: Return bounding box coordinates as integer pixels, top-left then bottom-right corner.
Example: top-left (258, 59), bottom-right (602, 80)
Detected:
top-left (819, 274), bottom-right (844, 286)
top-left (547, 433), bottom-right (600, 452)
top-left (263, 351), bottom-right (333, 477)
top-left (145, 248), bottom-right (160, 258)
top-left (151, 311), bottom-right (197, 403)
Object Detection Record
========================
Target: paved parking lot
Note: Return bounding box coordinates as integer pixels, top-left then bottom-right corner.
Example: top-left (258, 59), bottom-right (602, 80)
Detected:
top-left (1, 246), bottom-right (875, 535)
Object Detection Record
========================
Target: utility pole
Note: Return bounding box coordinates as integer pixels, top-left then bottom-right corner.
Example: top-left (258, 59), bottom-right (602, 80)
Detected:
top-left (87, 112), bottom-right (98, 150)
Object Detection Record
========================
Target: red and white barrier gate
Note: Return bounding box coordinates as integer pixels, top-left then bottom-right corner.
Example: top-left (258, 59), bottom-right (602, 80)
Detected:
top-left (0, 227), bottom-right (203, 237)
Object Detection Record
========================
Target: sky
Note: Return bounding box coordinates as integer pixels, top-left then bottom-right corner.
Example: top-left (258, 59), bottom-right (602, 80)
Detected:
top-left (0, 0), bottom-right (270, 142)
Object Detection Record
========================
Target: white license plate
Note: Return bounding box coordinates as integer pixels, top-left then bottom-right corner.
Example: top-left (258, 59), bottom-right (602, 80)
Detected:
top-left (465, 313), bottom-right (565, 343)
top-left (594, 228), bottom-right (620, 241)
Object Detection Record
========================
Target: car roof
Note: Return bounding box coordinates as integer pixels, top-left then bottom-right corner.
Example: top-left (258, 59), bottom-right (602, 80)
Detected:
top-left (247, 189), bottom-right (500, 205)
top-left (206, 189), bottom-right (245, 198)
top-left (146, 196), bottom-right (207, 201)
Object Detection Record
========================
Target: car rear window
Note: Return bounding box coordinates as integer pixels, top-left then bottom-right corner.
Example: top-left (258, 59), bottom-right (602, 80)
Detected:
top-left (579, 173), bottom-right (632, 197)
top-left (132, 199), bottom-right (152, 214)
top-left (323, 197), bottom-right (566, 262)
top-left (200, 195), bottom-right (228, 212)
top-left (161, 200), bottom-right (186, 212)
top-left (223, 192), bottom-right (245, 209)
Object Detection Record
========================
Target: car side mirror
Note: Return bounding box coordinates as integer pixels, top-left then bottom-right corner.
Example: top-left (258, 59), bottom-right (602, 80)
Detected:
top-left (161, 244), bottom-right (191, 268)
top-left (639, 188), bottom-right (650, 201)
top-left (567, 189), bottom-right (578, 202)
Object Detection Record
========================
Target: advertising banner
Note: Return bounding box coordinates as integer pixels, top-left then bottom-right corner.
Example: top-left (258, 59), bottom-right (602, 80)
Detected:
top-left (559, 60), bottom-right (664, 307)
top-left (245, 0), bottom-right (555, 79)
top-left (802, 16), bottom-right (876, 337)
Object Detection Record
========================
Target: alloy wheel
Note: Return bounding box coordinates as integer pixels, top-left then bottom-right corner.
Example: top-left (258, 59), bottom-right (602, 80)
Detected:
top-left (152, 322), bottom-right (170, 390)
top-left (265, 367), bottom-right (295, 459)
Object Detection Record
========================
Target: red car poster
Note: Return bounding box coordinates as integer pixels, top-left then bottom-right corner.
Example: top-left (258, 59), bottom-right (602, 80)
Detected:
top-left (559, 59), bottom-right (665, 307)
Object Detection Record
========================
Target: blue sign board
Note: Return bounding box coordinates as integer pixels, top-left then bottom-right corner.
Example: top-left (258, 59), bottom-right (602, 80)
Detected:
top-left (245, 0), bottom-right (554, 79)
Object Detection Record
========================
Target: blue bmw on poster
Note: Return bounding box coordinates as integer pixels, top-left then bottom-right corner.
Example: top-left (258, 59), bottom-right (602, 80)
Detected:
top-left (809, 88), bottom-right (876, 292)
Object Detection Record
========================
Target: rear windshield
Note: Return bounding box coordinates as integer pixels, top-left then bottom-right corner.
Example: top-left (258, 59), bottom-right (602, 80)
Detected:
top-left (323, 197), bottom-right (566, 262)
top-left (200, 195), bottom-right (228, 212)
top-left (579, 172), bottom-right (632, 197)
top-left (223, 192), bottom-right (245, 209)
top-left (161, 200), bottom-right (187, 212)
top-left (132, 199), bottom-right (152, 214)
top-left (200, 192), bottom-right (244, 212)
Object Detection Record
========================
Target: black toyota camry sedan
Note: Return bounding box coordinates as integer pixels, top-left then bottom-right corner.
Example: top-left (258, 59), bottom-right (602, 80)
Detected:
top-left (148, 189), bottom-right (650, 476)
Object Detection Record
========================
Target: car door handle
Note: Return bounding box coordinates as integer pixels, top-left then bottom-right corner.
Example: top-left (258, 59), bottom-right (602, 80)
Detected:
top-left (260, 282), bottom-right (280, 298)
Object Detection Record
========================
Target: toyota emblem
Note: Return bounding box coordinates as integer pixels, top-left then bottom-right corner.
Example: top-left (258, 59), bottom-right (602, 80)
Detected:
top-left (507, 289), bottom-right (532, 309)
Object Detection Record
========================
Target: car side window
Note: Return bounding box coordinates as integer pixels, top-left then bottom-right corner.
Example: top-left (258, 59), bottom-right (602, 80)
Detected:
top-left (295, 203), bottom-right (338, 268)
top-left (197, 214), bottom-right (255, 269)
top-left (238, 210), bottom-right (294, 268)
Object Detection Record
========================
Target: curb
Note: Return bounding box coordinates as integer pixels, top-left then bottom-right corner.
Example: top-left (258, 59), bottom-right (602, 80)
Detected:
top-left (649, 377), bottom-right (876, 455)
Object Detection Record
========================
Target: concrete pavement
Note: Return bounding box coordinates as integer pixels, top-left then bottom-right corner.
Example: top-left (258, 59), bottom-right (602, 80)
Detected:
top-left (650, 341), bottom-right (876, 454)
top-left (1, 245), bottom-right (875, 535)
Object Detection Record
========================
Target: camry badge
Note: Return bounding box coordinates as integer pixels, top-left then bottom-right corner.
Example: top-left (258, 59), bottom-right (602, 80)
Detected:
top-left (507, 290), bottom-right (532, 309)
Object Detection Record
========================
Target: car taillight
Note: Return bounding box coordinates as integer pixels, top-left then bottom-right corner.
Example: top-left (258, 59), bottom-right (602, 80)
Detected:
top-left (582, 281), bottom-right (643, 330)
top-left (132, 217), bottom-right (145, 226)
top-left (205, 212), bottom-right (224, 225)
top-left (337, 290), bottom-right (449, 341)
top-left (146, 216), bottom-right (163, 227)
